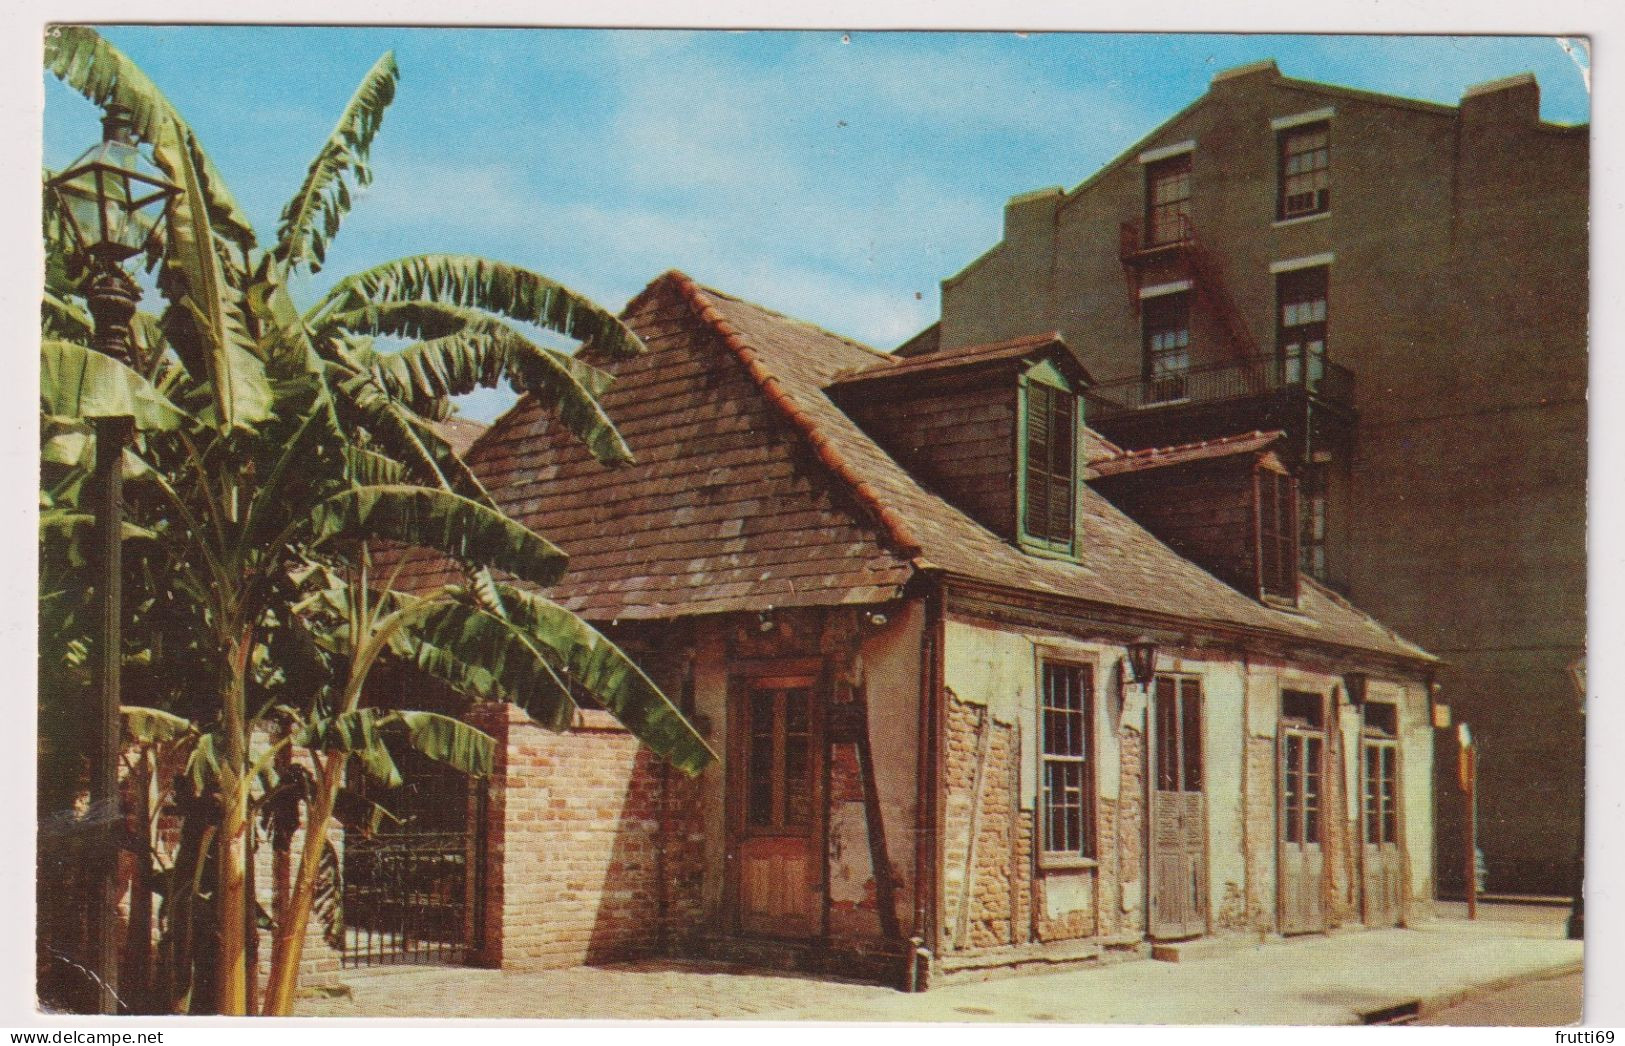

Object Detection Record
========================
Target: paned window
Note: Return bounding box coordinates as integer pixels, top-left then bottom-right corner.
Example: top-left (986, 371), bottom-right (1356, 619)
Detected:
top-left (1145, 154), bottom-right (1193, 245)
top-left (1363, 741), bottom-right (1399, 846)
top-left (1258, 467), bottom-right (1300, 601)
top-left (1154, 676), bottom-right (1204, 793)
top-left (1300, 462), bottom-right (1328, 579)
top-left (1276, 266), bottom-right (1329, 388)
top-left (1041, 662), bottom-right (1094, 859)
top-left (1143, 292), bottom-right (1191, 403)
top-left (1023, 381), bottom-right (1076, 547)
top-left (746, 683), bottom-right (813, 830)
top-left (1283, 730), bottom-right (1324, 845)
top-left (1279, 123), bottom-right (1331, 219)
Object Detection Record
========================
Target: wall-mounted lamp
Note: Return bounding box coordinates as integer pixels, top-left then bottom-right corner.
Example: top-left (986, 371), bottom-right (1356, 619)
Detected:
top-left (1127, 635), bottom-right (1158, 689)
top-left (757, 607), bottom-right (776, 633)
top-left (1342, 671), bottom-right (1369, 707)
top-left (867, 611), bottom-right (889, 628)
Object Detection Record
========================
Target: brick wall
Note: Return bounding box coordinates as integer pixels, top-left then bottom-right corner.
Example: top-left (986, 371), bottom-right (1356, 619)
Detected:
top-left (941, 690), bottom-right (1111, 953)
top-left (478, 702), bottom-right (705, 970)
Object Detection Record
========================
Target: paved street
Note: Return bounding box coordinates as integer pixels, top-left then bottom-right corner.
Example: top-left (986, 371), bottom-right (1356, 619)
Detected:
top-left (297, 901), bottom-right (1583, 1023)
top-left (1417, 970), bottom-right (1583, 1026)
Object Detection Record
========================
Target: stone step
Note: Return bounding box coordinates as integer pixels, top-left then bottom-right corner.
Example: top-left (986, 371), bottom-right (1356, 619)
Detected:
top-left (1151, 935), bottom-right (1256, 963)
top-left (938, 937), bottom-right (1105, 981)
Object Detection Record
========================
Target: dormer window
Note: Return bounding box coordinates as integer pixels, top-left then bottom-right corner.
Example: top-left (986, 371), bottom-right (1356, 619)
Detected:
top-left (1258, 465), bottom-right (1300, 602)
top-left (1022, 377), bottom-right (1078, 552)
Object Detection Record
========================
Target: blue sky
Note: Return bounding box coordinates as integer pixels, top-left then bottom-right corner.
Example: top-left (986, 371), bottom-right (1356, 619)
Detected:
top-left (44, 28), bottom-right (1591, 422)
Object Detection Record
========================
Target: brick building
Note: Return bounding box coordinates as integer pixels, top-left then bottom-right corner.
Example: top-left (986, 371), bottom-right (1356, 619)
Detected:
top-left (904, 60), bottom-right (1587, 896)
top-left (372, 269), bottom-right (1439, 985)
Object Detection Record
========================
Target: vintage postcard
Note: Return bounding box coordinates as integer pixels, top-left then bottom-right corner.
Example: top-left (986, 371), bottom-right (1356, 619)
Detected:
top-left (32, 21), bottom-right (1591, 1028)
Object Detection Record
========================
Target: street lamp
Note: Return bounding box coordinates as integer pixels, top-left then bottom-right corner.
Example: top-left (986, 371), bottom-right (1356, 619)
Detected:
top-left (1126, 636), bottom-right (1158, 689)
top-left (47, 104), bottom-right (177, 1015)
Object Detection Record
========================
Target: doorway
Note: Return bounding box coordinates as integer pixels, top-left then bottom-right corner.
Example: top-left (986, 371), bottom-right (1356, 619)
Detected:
top-left (728, 671), bottom-right (824, 937)
top-left (1361, 702), bottom-right (1404, 927)
top-left (1150, 675), bottom-right (1207, 939)
top-left (1278, 689), bottom-right (1328, 934)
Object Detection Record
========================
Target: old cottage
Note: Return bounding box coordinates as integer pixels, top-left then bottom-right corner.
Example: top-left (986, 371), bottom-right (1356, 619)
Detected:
top-left (371, 270), bottom-right (1439, 987)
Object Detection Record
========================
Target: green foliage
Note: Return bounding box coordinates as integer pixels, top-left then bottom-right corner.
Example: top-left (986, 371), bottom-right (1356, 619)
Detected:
top-left (318, 255), bottom-right (647, 359)
top-left (495, 583), bottom-right (714, 774)
top-left (41, 340), bottom-right (190, 430)
top-left (304, 485), bottom-right (569, 587)
top-left (42, 26), bottom-right (715, 1014)
top-left (275, 52), bottom-right (399, 274)
top-left (45, 25), bottom-right (257, 250)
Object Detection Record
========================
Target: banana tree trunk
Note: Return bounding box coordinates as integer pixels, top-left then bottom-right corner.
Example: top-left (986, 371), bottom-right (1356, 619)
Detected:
top-left (261, 754), bottom-right (346, 1016)
top-left (215, 636), bottom-right (252, 1015)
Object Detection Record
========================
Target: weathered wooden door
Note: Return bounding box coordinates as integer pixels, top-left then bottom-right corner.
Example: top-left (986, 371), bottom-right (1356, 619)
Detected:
top-left (1150, 676), bottom-right (1207, 939)
top-left (1278, 724), bottom-right (1327, 934)
top-left (732, 674), bottom-right (822, 937)
top-left (1361, 733), bottom-right (1404, 927)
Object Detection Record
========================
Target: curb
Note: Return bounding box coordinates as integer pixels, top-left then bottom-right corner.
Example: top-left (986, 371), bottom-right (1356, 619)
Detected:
top-left (1411, 958), bottom-right (1586, 1022)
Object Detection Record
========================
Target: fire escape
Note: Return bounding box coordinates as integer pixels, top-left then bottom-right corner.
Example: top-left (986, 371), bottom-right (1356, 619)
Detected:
top-left (1091, 215), bottom-right (1357, 586)
top-left (1089, 214), bottom-right (1355, 471)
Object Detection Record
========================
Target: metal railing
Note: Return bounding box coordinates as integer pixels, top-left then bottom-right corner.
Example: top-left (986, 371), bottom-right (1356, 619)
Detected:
top-left (1121, 216), bottom-right (1194, 257)
top-left (1085, 353), bottom-right (1354, 420)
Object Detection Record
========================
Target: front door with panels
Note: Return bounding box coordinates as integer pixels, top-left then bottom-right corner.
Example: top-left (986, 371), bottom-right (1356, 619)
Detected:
top-left (1278, 689), bottom-right (1328, 934)
top-left (731, 673), bottom-right (823, 937)
top-left (1361, 701), bottom-right (1404, 927)
top-left (1150, 676), bottom-right (1207, 939)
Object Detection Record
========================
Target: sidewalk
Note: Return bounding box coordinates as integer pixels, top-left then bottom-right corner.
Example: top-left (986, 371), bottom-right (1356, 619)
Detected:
top-left (296, 901), bottom-right (1582, 1023)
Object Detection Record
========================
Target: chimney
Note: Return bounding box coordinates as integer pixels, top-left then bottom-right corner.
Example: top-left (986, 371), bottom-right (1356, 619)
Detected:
top-left (1003, 186), bottom-right (1064, 247)
top-left (1210, 58), bottom-right (1280, 90)
top-left (1460, 72), bottom-right (1540, 129)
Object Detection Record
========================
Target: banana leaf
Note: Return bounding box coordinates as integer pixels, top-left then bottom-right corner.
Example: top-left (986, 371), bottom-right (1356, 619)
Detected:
top-left (303, 485), bottom-right (567, 588)
top-left (41, 340), bottom-right (190, 430)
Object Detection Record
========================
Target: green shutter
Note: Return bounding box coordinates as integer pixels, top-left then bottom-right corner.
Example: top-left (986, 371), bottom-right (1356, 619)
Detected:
top-left (1023, 381), bottom-right (1077, 548)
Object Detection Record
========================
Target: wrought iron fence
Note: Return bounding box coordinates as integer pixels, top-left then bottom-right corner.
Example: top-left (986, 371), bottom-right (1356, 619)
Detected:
top-left (342, 830), bottom-right (472, 967)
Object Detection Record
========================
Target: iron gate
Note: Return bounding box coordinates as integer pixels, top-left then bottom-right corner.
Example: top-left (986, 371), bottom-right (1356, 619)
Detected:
top-left (341, 747), bottom-right (485, 968)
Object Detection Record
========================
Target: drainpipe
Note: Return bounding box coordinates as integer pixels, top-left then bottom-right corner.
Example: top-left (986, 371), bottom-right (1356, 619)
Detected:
top-left (909, 579), bottom-right (944, 990)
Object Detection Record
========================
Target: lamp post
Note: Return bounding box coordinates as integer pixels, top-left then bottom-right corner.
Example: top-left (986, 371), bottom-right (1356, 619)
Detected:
top-left (1567, 655), bottom-right (1586, 940)
top-left (47, 104), bottom-right (177, 1015)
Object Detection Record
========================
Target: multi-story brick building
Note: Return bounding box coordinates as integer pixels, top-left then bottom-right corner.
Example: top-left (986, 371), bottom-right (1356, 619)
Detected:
top-left (905, 60), bottom-right (1587, 896)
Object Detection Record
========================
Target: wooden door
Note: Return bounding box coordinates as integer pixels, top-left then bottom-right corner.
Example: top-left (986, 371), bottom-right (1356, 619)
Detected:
top-left (1150, 676), bottom-right (1207, 939)
top-left (732, 675), bottom-right (822, 937)
top-left (1361, 734), bottom-right (1403, 927)
top-left (1278, 725), bottom-right (1328, 934)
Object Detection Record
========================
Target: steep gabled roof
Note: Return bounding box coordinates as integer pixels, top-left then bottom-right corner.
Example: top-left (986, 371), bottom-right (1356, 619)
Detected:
top-left (395, 272), bottom-right (1431, 665)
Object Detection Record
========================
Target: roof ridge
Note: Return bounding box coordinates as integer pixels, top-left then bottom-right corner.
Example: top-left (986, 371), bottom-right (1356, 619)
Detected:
top-left (663, 272), bottom-right (926, 559)
top-left (689, 279), bottom-right (896, 362)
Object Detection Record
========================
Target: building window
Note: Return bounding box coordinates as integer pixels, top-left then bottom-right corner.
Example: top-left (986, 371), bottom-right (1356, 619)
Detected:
top-left (1041, 661), bottom-right (1094, 860)
top-left (1023, 381), bottom-right (1076, 548)
top-left (1143, 292), bottom-right (1190, 403)
top-left (1145, 153), bottom-right (1192, 246)
top-left (1258, 466), bottom-right (1299, 601)
top-left (1300, 462), bottom-right (1328, 580)
top-left (1276, 266), bottom-right (1328, 388)
top-left (1278, 123), bottom-right (1330, 219)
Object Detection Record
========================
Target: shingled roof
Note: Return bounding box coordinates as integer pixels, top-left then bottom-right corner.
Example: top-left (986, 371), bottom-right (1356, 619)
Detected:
top-left (1090, 430), bottom-right (1285, 478)
top-left (395, 271), bottom-right (1431, 665)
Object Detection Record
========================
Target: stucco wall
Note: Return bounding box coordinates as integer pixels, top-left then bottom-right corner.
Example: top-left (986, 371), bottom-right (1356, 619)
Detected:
top-left (940, 612), bottom-right (1434, 949)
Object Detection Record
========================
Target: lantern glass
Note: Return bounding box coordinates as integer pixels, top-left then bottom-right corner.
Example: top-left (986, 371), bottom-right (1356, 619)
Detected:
top-left (50, 137), bottom-right (174, 262)
top-left (1127, 636), bottom-right (1158, 687)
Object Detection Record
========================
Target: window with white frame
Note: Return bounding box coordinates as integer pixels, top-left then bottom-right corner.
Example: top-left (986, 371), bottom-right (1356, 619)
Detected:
top-left (1040, 661), bottom-right (1095, 860)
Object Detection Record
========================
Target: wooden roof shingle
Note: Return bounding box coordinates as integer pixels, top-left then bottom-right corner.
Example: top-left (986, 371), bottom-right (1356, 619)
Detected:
top-left (395, 271), bottom-right (1432, 666)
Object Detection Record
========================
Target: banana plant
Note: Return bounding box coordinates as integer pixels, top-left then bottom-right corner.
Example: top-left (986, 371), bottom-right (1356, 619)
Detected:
top-left (45, 27), bottom-right (715, 1016)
